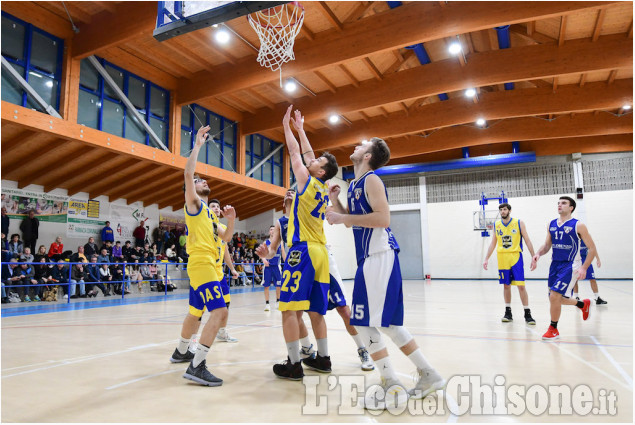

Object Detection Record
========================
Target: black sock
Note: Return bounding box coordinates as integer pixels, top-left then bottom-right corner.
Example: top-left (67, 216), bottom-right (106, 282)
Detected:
top-left (265, 301), bottom-right (269, 304)
top-left (505, 306), bottom-right (511, 311)
top-left (276, 299), bottom-right (279, 302)
top-left (550, 321), bottom-right (558, 329)
top-left (576, 300), bottom-right (585, 309)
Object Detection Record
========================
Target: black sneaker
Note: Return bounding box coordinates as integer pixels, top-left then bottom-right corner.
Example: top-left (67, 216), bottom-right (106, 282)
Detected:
top-left (273, 357), bottom-right (304, 380)
top-left (183, 360), bottom-right (223, 386)
top-left (596, 297), bottom-right (608, 305)
top-left (170, 348), bottom-right (194, 363)
top-left (502, 309), bottom-right (513, 322)
top-left (302, 354), bottom-right (332, 373)
top-left (524, 310), bottom-right (536, 325)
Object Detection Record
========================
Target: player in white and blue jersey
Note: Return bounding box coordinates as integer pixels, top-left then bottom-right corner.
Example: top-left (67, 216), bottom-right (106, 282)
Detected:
top-left (263, 225), bottom-right (283, 311)
top-left (573, 241), bottom-right (607, 305)
top-left (326, 138), bottom-right (444, 410)
top-left (532, 196), bottom-right (598, 341)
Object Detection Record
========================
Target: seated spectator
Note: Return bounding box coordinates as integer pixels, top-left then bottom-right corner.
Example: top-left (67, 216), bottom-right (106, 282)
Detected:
top-left (97, 248), bottom-right (112, 265)
top-left (100, 240), bottom-right (113, 255)
top-left (140, 261), bottom-right (152, 290)
top-left (33, 257), bottom-right (53, 301)
top-left (8, 234), bottom-right (23, 258)
top-left (112, 241), bottom-right (124, 261)
top-left (148, 261), bottom-right (159, 288)
top-left (48, 236), bottom-right (64, 261)
top-left (70, 245), bottom-right (87, 264)
top-left (165, 244), bottom-right (178, 263)
top-left (34, 245), bottom-right (48, 263)
top-left (69, 262), bottom-right (87, 299)
top-left (127, 260), bottom-right (144, 293)
top-left (99, 263), bottom-right (113, 296)
top-left (180, 244), bottom-right (189, 264)
top-left (110, 258), bottom-right (125, 295)
top-left (149, 242), bottom-right (159, 258)
top-left (1, 233), bottom-right (9, 263)
top-left (17, 259), bottom-right (37, 302)
top-left (130, 245), bottom-right (143, 262)
top-left (243, 259), bottom-right (260, 285)
top-left (21, 247), bottom-right (34, 264)
top-left (2, 258), bottom-right (21, 302)
top-left (85, 256), bottom-right (108, 297)
top-left (122, 240), bottom-right (134, 262)
top-left (84, 236), bottom-right (98, 258)
top-left (50, 260), bottom-right (70, 297)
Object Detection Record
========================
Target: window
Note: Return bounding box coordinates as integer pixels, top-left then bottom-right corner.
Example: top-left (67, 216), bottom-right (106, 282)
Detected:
top-left (1, 12), bottom-right (63, 112)
top-left (246, 134), bottom-right (284, 186)
top-left (78, 57), bottom-right (170, 149)
top-left (180, 104), bottom-right (236, 171)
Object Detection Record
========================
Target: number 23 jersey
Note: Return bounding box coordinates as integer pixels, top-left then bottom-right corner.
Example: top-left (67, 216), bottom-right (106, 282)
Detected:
top-left (287, 176), bottom-right (329, 247)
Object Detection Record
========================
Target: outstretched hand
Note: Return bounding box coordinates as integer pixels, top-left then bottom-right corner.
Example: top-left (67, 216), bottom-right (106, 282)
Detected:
top-left (282, 105), bottom-right (293, 129)
top-left (195, 125), bottom-right (210, 148)
top-left (328, 184), bottom-right (341, 200)
top-left (222, 205), bottom-right (236, 220)
top-left (255, 244), bottom-right (269, 259)
top-left (291, 109), bottom-right (304, 132)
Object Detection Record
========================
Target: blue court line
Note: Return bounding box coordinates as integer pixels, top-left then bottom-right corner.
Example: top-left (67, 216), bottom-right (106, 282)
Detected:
top-left (1, 285), bottom-right (266, 318)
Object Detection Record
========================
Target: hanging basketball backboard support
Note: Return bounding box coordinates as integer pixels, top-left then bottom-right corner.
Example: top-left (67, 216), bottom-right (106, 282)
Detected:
top-left (473, 191), bottom-right (508, 237)
top-left (154, 1), bottom-right (288, 41)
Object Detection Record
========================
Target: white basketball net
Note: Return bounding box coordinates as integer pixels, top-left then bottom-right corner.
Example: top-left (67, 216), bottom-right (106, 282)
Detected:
top-left (248, 3), bottom-right (304, 73)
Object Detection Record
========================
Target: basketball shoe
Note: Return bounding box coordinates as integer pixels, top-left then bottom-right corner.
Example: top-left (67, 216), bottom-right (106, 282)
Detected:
top-left (302, 353), bottom-right (331, 373)
top-left (300, 343), bottom-right (316, 360)
top-left (542, 326), bottom-right (560, 341)
top-left (273, 357), bottom-right (304, 380)
top-left (170, 348), bottom-right (195, 363)
top-left (183, 360), bottom-right (223, 386)
top-left (581, 299), bottom-right (591, 320)
top-left (363, 378), bottom-right (409, 411)
top-left (358, 348), bottom-right (374, 371)
top-left (502, 307), bottom-right (513, 322)
top-left (409, 368), bottom-right (446, 399)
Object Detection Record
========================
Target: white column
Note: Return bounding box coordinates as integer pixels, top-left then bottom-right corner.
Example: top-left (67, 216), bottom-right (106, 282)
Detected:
top-left (419, 176), bottom-right (431, 278)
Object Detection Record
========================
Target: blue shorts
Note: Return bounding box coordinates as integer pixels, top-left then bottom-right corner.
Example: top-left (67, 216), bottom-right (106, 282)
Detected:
top-left (280, 242), bottom-right (329, 314)
top-left (351, 249), bottom-right (404, 327)
top-left (327, 274), bottom-right (347, 311)
top-left (219, 276), bottom-right (231, 303)
top-left (548, 261), bottom-right (579, 297)
top-left (579, 263), bottom-right (595, 281)
top-left (498, 253), bottom-right (525, 286)
top-left (188, 280), bottom-right (227, 317)
top-left (263, 265), bottom-right (282, 287)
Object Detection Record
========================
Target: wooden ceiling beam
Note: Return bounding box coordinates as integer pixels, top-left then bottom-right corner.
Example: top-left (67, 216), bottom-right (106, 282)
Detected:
top-left (237, 202), bottom-right (279, 220)
top-left (558, 16), bottom-right (568, 46)
top-left (73, 158), bottom-right (144, 197)
top-left (137, 180), bottom-right (186, 205)
top-left (339, 64), bottom-right (360, 87)
top-left (108, 167), bottom-right (168, 202)
top-left (177, 1), bottom-right (612, 104)
top-left (314, 70), bottom-right (338, 93)
top-left (363, 57), bottom-right (383, 81)
top-left (43, 153), bottom-right (119, 193)
top-left (0, 2), bottom-right (75, 39)
top-left (1, 136), bottom-right (62, 177)
top-left (17, 147), bottom-right (94, 189)
top-left (242, 35), bottom-right (632, 134)
top-left (310, 80), bottom-right (633, 151)
top-left (345, 2), bottom-right (375, 23)
top-left (72, 2), bottom-right (157, 59)
top-left (124, 172), bottom-right (184, 202)
top-left (1, 130), bottom-right (40, 157)
top-left (592, 8), bottom-right (607, 42)
top-left (317, 2), bottom-right (344, 31)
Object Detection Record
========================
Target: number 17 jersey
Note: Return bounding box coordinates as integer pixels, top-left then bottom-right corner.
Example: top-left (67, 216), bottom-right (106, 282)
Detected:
top-left (287, 176), bottom-right (329, 247)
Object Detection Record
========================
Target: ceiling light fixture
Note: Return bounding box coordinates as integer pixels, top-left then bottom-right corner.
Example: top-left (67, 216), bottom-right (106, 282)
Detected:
top-left (284, 80), bottom-right (297, 93)
top-left (622, 105), bottom-right (632, 110)
top-left (448, 42), bottom-right (462, 55)
top-left (215, 28), bottom-right (230, 44)
top-left (476, 118), bottom-right (486, 126)
top-left (328, 114), bottom-right (340, 124)
top-left (465, 88), bottom-right (476, 98)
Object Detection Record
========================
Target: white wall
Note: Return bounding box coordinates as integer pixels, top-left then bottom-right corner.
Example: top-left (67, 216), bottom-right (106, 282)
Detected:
top-left (427, 190), bottom-right (633, 279)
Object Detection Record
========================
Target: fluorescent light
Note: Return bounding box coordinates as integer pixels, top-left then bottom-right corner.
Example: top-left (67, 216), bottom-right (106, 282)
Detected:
top-left (465, 88), bottom-right (476, 98)
top-left (623, 105), bottom-right (632, 110)
top-left (28, 71), bottom-right (42, 78)
top-left (215, 29), bottom-right (230, 44)
top-left (448, 42), bottom-right (462, 55)
top-left (284, 80), bottom-right (297, 93)
top-left (476, 118), bottom-right (486, 126)
top-left (328, 114), bottom-right (339, 124)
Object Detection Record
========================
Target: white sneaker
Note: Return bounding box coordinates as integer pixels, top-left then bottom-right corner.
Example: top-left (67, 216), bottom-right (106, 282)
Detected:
top-left (358, 348), bottom-right (374, 371)
top-left (264, 303), bottom-right (271, 311)
top-left (299, 343), bottom-right (316, 360)
top-left (362, 378), bottom-right (409, 411)
top-left (216, 332), bottom-right (238, 343)
top-left (408, 368), bottom-right (446, 399)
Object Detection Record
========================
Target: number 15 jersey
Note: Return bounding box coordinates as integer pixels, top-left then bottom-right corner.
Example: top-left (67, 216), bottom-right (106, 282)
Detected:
top-left (287, 176), bottom-right (329, 247)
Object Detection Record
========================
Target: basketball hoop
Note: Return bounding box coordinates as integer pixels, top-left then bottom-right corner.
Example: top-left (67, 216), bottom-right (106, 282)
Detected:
top-left (248, 2), bottom-right (304, 81)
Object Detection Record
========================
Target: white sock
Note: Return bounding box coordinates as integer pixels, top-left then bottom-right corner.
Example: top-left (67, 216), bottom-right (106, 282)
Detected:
top-left (375, 356), bottom-right (399, 382)
top-left (573, 292), bottom-right (579, 298)
top-left (316, 338), bottom-right (329, 357)
top-left (177, 337), bottom-right (190, 354)
top-left (192, 344), bottom-right (209, 367)
top-left (351, 332), bottom-right (365, 350)
top-left (287, 340), bottom-right (301, 363)
top-left (300, 335), bottom-right (312, 349)
top-left (593, 292), bottom-right (599, 299)
top-left (505, 303), bottom-right (511, 308)
top-left (523, 306), bottom-right (530, 311)
top-left (408, 350), bottom-right (434, 371)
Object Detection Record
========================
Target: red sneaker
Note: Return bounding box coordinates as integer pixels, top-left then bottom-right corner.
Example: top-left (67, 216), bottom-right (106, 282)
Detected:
top-left (581, 299), bottom-right (591, 320)
top-left (542, 326), bottom-right (560, 341)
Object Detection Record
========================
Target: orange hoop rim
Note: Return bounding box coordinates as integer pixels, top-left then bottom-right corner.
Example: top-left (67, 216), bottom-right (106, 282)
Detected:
top-left (247, 2), bottom-right (304, 31)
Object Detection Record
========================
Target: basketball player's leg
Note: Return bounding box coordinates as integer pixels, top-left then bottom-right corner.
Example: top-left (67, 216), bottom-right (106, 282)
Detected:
top-left (297, 311), bottom-right (316, 358)
top-left (543, 263), bottom-right (590, 340)
top-left (216, 277), bottom-right (237, 342)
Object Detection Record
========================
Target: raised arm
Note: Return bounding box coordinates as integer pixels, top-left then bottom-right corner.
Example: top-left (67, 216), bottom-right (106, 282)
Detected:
top-left (328, 183), bottom-right (348, 214)
top-left (255, 226), bottom-right (282, 261)
top-left (326, 174), bottom-right (389, 228)
top-left (218, 206), bottom-right (236, 243)
top-left (184, 125), bottom-right (210, 214)
top-left (283, 105), bottom-right (310, 191)
top-left (291, 109), bottom-right (315, 162)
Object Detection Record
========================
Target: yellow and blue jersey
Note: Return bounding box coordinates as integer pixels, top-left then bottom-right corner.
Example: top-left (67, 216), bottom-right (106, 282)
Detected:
top-left (287, 176), bottom-right (329, 247)
top-left (495, 218), bottom-right (523, 254)
top-left (215, 222), bottom-right (227, 277)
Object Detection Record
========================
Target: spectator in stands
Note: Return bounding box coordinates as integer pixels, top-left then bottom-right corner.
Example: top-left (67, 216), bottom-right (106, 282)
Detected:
top-left (110, 258), bottom-right (125, 295)
top-left (247, 234), bottom-right (257, 250)
top-left (131, 245), bottom-right (143, 261)
top-left (97, 248), bottom-right (112, 265)
top-left (165, 244), bottom-right (178, 263)
top-left (149, 242), bottom-right (159, 259)
top-left (69, 262), bottom-right (87, 299)
top-left (148, 260), bottom-right (159, 290)
top-left (8, 234), bottom-right (23, 258)
top-left (101, 221), bottom-right (114, 245)
top-left (1, 207), bottom-right (9, 237)
top-left (20, 209), bottom-right (39, 254)
top-left (163, 226), bottom-right (171, 253)
top-left (99, 263), bottom-right (113, 296)
top-left (21, 247), bottom-right (34, 264)
top-left (152, 225), bottom-right (163, 254)
top-left (51, 260), bottom-right (69, 298)
top-left (128, 260), bottom-right (144, 293)
top-left (180, 243), bottom-right (189, 264)
top-left (100, 240), bottom-right (113, 255)
top-left (84, 236), bottom-right (98, 258)
top-left (1, 233), bottom-right (10, 263)
top-left (70, 245), bottom-right (87, 264)
top-left (2, 258), bottom-right (21, 302)
top-left (122, 240), bottom-right (134, 262)
top-left (17, 259), bottom-right (37, 302)
top-left (133, 218), bottom-right (149, 247)
top-left (112, 241), bottom-right (124, 261)
top-left (34, 245), bottom-right (48, 263)
top-left (33, 257), bottom-right (53, 301)
top-left (235, 233), bottom-right (244, 249)
top-left (86, 256), bottom-right (108, 297)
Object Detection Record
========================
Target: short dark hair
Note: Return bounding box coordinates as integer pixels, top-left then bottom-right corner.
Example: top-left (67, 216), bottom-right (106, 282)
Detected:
top-left (125, 240), bottom-right (130, 244)
top-left (105, 221), bottom-right (110, 225)
top-left (559, 196), bottom-right (577, 212)
top-left (367, 137), bottom-right (391, 170)
top-left (116, 241), bottom-right (121, 244)
top-left (320, 152), bottom-right (338, 181)
top-left (498, 203), bottom-right (511, 211)
top-left (210, 198), bottom-right (220, 206)
top-left (270, 225), bottom-right (275, 229)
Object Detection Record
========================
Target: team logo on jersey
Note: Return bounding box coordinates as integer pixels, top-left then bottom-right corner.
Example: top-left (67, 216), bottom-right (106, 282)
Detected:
top-left (287, 250), bottom-right (302, 267)
top-left (502, 235), bottom-right (513, 249)
top-left (354, 188), bottom-right (362, 200)
top-left (564, 226), bottom-right (573, 233)
top-left (511, 228), bottom-right (517, 234)
top-left (550, 227), bottom-right (557, 231)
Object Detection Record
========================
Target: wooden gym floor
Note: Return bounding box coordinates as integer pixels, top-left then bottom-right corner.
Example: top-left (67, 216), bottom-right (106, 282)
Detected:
top-left (1, 278), bottom-right (632, 422)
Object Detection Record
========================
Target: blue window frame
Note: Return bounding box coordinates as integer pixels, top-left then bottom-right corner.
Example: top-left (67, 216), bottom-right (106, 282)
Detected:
top-left (77, 57), bottom-right (170, 149)
top-left (1, 12), bottom-right (63, 112)
top-left (246, 134), bottom-right (284, 187)
top-left (180, 104), bottom-right (236, 171)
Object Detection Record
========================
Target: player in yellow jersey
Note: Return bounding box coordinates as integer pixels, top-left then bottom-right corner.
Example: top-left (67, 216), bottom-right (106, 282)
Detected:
top-left (209, 199), bottom-right (240, 343)
top-left (169, 125), bottom-right (236, 387)
top-left (483, 203), bottom-right (537, 324)
top-left (256, 105), bottom-right (338, 380)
